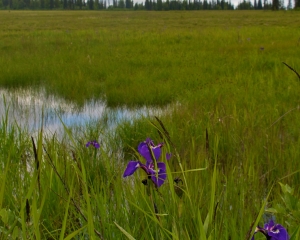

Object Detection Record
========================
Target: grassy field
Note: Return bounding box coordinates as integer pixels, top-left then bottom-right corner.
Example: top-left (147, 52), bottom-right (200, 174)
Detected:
top-left (1, 10), bottom-right (300, 239)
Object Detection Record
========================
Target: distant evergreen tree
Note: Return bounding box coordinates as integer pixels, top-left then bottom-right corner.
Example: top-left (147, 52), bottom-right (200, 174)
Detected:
top-left (272, 0), bottom-right (279, 9)
top-left (23, 0), bottom-right (30, 8)
top-left (254, 0), bottom-right (257, 8)
top-left (264, 0), bottom-right (273, 9)
top-left (295, 0), bottom-right (300, 8)
top-left (88, 0), bottom-right (93, 9)
top-left (98, 0), bottom-right (103, 8)
top-left (193, 0), bottom-right (198, 9)
top-left (152, 0), bottom-right (156, 9)
top-left (77, 0), bottom-right (82, 9)
top-left (54, 0), bottom-right (59, 8)
top-left (0, 0), bottom-right (237, 10)
top-left (94, 0), bottom-right (99, 9)
top-left (237, 0), bottom-right (253, 9)
top-left (170, 0), bottom-right (178, 9)
top-left (45, 0), bottom-right (49, 8)
top-left (2, 0), bottom-right (8, 8)
top-left (199, 0), bottom-right (204, 9)
top-left (12, 0), bottom-right (18, 9)
top-left (103, 0), bottom-right (106, 8)
top-left (164, 0), bottom-right (169, 9)
top-left (125, 0), bottom-right (131, 8)
top-left (257, 0), bottom-right (262, 8)
top-left (287, 0), bottom-right (291, 8)
top-left (157, 0), bottom-right (162, 9)
top-left (19, 0), bottom-right (26, 8)
top-left (118, 0), bottom-right (125, 7)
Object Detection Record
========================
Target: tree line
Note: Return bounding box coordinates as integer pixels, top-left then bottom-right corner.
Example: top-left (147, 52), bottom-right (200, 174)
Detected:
top-left (1, 0), bottom-right (299, 11)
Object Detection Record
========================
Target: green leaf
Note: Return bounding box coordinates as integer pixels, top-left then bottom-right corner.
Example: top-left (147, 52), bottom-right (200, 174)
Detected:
top-left (279, 182), bottom-right (294, 195)
top-left (114, 221), bottom-right (136, 240)
top-left (198, 210), bottom-right (207, 240)
top-left (265, 208), bottom-right (278, 214)
top-left (0, 208), bottom-right (8, 224)
top-left (12, 226), bottom-right (20, 240)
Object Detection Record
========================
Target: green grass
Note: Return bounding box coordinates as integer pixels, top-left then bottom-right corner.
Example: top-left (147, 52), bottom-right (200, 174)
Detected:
top-left (1, 10), bottom-right (300, 239)
top-left (0, 11), bottom-right (299, 106)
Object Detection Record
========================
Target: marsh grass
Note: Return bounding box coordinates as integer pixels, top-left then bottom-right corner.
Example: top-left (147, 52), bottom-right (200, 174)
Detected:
top-left (1, 10), bottom-right (300, 240)
top-left (0, 11), bottom-right (300, 106)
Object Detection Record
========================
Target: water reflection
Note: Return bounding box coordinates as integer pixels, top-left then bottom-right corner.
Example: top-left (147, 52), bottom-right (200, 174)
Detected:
top-left (0, 88), bottom-right (167, 135)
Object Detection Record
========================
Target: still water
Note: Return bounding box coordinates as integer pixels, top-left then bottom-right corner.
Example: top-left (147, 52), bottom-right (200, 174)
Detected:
top-left (0, 88), bottom-right (169, 135)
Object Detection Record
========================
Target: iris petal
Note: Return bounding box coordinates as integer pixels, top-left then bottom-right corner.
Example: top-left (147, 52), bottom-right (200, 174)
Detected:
top-left (86, 140), bottom-right (100, 149)
top-left (123, 138), bottom-right (169, 187)
top-left (152, 146), bottom-right (162, 161)
top-left (149, 162), bottom-right (167, 187)
top-left (157, 162), bottom-right (166, 172)
top-left (138, 140), bottom-right (162, 164)
top-left (268, 224), bottom-right (289, 240)
top-left (123, 161), bottom-right (140, 177)
top-left (252, 220), bottom-right (289, 240)
top-left (93, 142), bottom-right (100, 149)
top-left (265, 220), bottom-right (275, 230)
top-left (145, 138), bottom-right (154, 146)
top-left (138, 142), bottom-right (151, 161)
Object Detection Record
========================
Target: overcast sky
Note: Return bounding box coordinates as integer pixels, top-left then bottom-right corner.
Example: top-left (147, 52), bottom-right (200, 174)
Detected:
top-left (133, 0), bottom-right (291, 8)
top-left (230, 0), bottom-right (290, 7)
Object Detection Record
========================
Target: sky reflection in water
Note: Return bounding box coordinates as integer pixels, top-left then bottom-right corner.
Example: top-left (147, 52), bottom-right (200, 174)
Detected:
top-left (0, 88), bottom-right (167, 135)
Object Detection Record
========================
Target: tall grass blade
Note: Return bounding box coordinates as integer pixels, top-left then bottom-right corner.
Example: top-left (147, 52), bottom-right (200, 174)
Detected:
top-left (64, 225), bottom-right (88, 240)
top-left (26, 199), bottom-right (30, 224)
top-left (20, 172), bottom-right (39, 239)
top-left (206, 128), bottom-right (209, 159)
top-left (80, 158), bottom-right (95, 239)
top-left (114, 221), bottom-right (136, 240)
top-left (282, 62), bottom-right (300, 80)
top-left (246, 185), bottom-right (274, 240)
top-left (0, 155), bottom-right (10, 210)
top-left (59, 174), bottom-right (75, 240)
top-left (289, 226), bottom-right (300, 240)
top-left (204, 135), bottom-right (218, 235)
top-left (198, 210), bottom-right (207, 240)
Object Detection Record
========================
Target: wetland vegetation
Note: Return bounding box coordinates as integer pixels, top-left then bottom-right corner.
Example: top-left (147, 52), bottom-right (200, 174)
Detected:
top-left (0, 10), bottom-right (300, 239)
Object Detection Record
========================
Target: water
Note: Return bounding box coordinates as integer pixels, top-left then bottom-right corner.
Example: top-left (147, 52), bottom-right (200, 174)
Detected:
top-left (0, 88), bottom-right (169, 135)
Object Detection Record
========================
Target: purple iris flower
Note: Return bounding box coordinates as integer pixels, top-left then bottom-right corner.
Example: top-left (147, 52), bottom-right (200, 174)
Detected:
top-left (123, 138), bottom-right (168, 187)
top-left (252, 220), bottom-right (289, 240)
top-left (166, 152), bottom-right (172, 161)
top-left (86, 140), bottom-right (100, 149)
